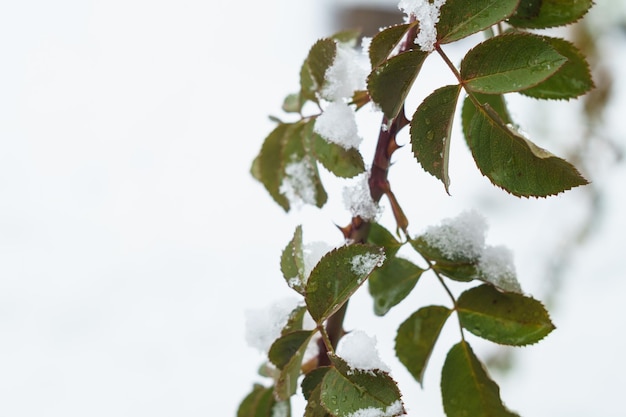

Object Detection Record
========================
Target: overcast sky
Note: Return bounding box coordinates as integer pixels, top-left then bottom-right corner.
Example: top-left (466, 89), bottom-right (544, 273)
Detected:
top-left (1, 1), bottom-right (625, 416)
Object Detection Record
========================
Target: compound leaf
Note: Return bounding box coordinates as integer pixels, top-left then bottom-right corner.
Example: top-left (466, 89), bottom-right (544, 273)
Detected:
top-left (411, 84), bottom-right (461, 193)
top-left (463, 100), bottom-right (588, 197)
top-left (395, 306), bottom-right (452, 386)
top-left (461, 33), bottom-right (566, 94)
top-left (368, 50), bottom-right (429, 120)
top-left (457, 284), bottom-right (555, 346)
top-left (305, 244), bottom-right (385, 323)
top-left (441, 342), bottom-right (519, 417)
top-left (437, 0), bottom-right (519, 44)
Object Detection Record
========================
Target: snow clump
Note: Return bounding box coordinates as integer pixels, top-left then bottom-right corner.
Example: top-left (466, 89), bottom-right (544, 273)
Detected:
top-left (398, 0), bottom-right (447, 52)
top-left (422, 210), bottom-right (522, 293)
top-left (279, 157), bottom-right (317, 207)
top-left (314, 101), bottom-right (363, 150)
top-left (347, 401), bottom-right (405, 417)
top-left (351, 251), bottom-right (385, 277)
top-left (342, 172), bottom-right (382, 221)
top-left (336, 330), bottom-right (390, 374)
top-left (245, 297), bottom-right (303, 353)
top-left (314, 39), bottom-right (370, 150)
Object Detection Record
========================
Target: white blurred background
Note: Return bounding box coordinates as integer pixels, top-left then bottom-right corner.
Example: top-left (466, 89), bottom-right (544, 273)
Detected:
top-left (1, 1), bottom-right (625, 416)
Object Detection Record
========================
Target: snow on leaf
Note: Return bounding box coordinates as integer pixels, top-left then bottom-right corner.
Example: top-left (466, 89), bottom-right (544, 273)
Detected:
top-left (314, 101), bottom-right (363, 150)
top-left (336, 330), bottom-right (391, 374)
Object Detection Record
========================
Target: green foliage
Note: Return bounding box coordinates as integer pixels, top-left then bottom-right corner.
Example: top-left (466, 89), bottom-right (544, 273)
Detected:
top-left (243, 1), bottom-right (594, 416)
top-left (395, 306), bottom-right (452, 385)
top-left (457, 285), bottom-right (555, 346)
top-left (305, 244), bottom-right (384, 323)
top-left (441, 342), bottom-right (519, 417)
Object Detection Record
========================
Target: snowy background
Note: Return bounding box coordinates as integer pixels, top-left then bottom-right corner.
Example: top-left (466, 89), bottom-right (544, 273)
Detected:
top-left (1, 1), bottom-right (625, 416)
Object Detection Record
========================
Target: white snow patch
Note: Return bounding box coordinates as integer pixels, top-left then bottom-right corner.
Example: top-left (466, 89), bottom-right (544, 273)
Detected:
top-left (245, 297), bottom-right (302, 353)
top-left (478, 245), bottom-right (521, 293)
top-left (343, 172), bottom-right (381, 221)
top-left (303, 241), bottom-right (333, 279)
top-left (322, 43), bottom-right (370, 102)
top-left (271, 401), bottom-right (290, 417)
top-left (398, 0), bottom-right (446, 52)
top-left (337, 330), bottom-right (390, 374)
top-left (423, 210), bottom-right (487, 260)
top-left (347, 400), bottom-right (405, 417)
top-left (279, 157), bottom-right (317, 207)
top-left (314, 101), bottom-right (363, 150)
top-left (422, 210), bottom-right (522, 292)
top-left (351, 251), bottom-right (385, 277)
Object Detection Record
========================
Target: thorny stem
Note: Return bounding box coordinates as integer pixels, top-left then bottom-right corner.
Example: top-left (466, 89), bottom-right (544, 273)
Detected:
top-left (316, 24), bottom-right (417, 368)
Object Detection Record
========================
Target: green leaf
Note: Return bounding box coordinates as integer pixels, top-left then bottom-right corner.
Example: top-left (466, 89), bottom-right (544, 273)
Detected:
top-left (305, 384), bottom-right (333, 417)
top-left (461, 33), bottom-right (566, 94)
top-left (437, 0), bottom-right (519, 44)
top-left (237, 384), bottom-right (276, 417)
top-left (254, 123), bottom-right (291, 211)
top-left (369, 23), bottom-right (415, 68)
top-left (282, 92), bottom-right (302, 113)
top-left (270, 330), bottom-right (315, 400)
top-left (461, 93), bottom-right (513, 128)
top-left (269, 330), bottom-right (314, 369)
top-left (520, 36), bottom-right (595, 100)
top-left (320, 356), bottom-right (404, 417)
top-left (508, 0), bottom-right (594, 29)
top-left (281, 225), bottom-right (306, 294)
top-left (395, 306), bottom-right (452, 385)
top-left (332, 29), bottom-right (362, 46)
top-left (281, 305), bottom-right (308, 335)
top-left (367, 50), bottom-right (429, 120)
top-left (457, 284), bottom-right (555, 346)
top-left (300, 38), bottom-right (337, 103)
top-left (441, 342), bottom-right (519, 417)
top-left (410, 84), bottom-right (461, 193)
top-left (305, 244), bottom-right (385, 323)
top-left (463, 100), bottom-right (589, 197)
top-left (368, 257), bottom-right (424, 316)
top-left (302, 367), bottom-right (331, 401)
top-left (366, 223), bottom-right (403, 259)
top-left (311, 125), bottom-right (365, 178)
